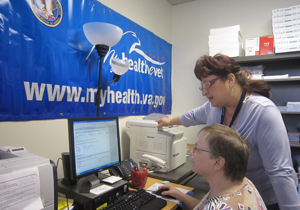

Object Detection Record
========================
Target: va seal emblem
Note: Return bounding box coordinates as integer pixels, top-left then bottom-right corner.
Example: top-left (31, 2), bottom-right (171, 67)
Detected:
top-left (30, 0), bottom-right (63, 27)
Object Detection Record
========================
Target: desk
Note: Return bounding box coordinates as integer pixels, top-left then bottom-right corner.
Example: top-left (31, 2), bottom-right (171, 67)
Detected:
top-left (58, 176), bottom-right (193, 210)
top-left (148, 156), bottom-right (195, 184)
top-left (142, 177), bottom-right (194, 210)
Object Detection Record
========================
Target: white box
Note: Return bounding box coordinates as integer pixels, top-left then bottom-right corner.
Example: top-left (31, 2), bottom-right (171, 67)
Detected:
top-left (245, 37), bottom-right (260, 56)
top-left (272, 5), bottom-right (300, 15)
top-left (209, 32), bottom-right (243, 47)
top-left (209, 47), bottom-right (244, 58)
top-left (210, 25), bottom-right (240, 35)
top-left (209, 43), bottom-right (242, 52)
top-left (272, 20), bottom-right (300, 30)
top-left (209, 31), bottom-right (242, 42)
top-left (274, 32), bottom-right (300, 40)
top-left (272, 10), bottom-right (300, 19)
top-left (272, 16), bottom-right (300, 24)
top-left (275, 43), bottom-right (300, 53)
top-left (275, 37), bottom-right (300, 46)
top-left (273, 26), bottom-right (300, 35)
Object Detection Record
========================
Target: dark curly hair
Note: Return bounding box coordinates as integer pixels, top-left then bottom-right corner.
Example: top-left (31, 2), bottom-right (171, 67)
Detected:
top-left (194, 54), bottom-right (271, 98)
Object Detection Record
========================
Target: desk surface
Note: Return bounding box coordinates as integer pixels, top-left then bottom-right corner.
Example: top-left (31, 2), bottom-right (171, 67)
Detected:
top-left (148, 156), bottom-right (194, 184)
top-left (143, 177), bottom-right (193, 210)
top-left (58, 176), bottom-right (193, 210)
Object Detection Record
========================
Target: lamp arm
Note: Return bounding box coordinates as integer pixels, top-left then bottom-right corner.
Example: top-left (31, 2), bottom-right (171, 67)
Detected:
top-left (95, 74), bottom-right (121, 110)
top-left (99, 75), bottom-right (120, 89)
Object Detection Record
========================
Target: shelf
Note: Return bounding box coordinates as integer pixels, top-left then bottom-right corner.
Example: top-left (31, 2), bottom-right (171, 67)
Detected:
top-left (234, 52), bottom-right (300, 64)
top-left (277, 106), bottom-right (300, 114)
top-left (289, 141), bottom-right (300, 148)
top-left (234, 52), bottom-right (300, 133)
top-left (281, 111), bottom-right (300, 114)
top-left (263, 76), bottom-right (300, 82)
top-left (289, 133), bottom-right (300, 147)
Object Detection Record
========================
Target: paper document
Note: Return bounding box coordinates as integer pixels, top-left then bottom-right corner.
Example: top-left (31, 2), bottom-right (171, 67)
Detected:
top-left (90, 184), bottom-right (113, 195)
top-left (0, 167), bottom-right (44, 210)
top-left (263, 74), bottom-right (289, 80)
top-left (102, 176), bottom-right (122, 184)
top-left (143, 113), bottom-right (168, 120)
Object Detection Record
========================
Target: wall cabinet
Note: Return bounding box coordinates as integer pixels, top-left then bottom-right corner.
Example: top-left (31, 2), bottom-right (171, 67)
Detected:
top-left (234, 53), bottom-right (300, 147)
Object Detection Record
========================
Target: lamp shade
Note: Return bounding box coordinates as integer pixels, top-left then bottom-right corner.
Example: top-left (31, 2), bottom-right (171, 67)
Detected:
top-left (83, 22), bottom-right (123, 47)
top-left (111, 58), bottom-right (130, 75)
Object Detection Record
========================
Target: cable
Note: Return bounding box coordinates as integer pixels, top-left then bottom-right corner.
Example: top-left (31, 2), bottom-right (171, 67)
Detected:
top-left (56, 157), bottom-right (62, 169)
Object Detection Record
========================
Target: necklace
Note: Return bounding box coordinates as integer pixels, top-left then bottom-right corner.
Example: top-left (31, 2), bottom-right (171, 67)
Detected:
top-left (220, 90), bottom-right (246, 127)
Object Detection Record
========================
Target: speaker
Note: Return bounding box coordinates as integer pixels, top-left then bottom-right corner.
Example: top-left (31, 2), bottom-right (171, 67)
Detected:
top-left (61, 152), bottom-right (76, 185)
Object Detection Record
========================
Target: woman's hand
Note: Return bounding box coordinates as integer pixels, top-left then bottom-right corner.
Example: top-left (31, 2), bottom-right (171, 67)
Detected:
top-left (156, 117), bottom-right (171, 127)
top-left (157, 185), bottom-right (182, 198)
top-left (157, 185), bottom-right (200, 209)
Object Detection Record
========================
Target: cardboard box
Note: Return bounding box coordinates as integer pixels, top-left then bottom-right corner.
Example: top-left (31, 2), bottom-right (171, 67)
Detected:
top-left (245, 37), bottom-right (260, 56)
top-left (259, 35), bottom-right (274, 55)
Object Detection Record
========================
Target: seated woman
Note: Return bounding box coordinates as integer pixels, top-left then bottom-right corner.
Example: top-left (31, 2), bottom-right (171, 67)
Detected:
top-left (157, 124), bottom-right (267, 210)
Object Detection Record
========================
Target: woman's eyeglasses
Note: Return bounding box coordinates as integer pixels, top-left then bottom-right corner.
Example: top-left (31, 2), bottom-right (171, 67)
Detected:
top-left (199, 77), bottom-right (219, 91)
top-left (192, 144), bottom-right (210, 153)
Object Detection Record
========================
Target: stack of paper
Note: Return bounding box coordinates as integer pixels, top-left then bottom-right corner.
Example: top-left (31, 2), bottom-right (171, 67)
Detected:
top-left (209, 25), bottom-right (244, 57)
top-left (287, 102), bottom-right (300, 111)
top-left (272, 5), bottom-right (300, 53)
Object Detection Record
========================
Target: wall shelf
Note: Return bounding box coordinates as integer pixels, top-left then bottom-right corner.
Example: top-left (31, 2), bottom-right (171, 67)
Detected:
top-left (234, 52), bottom-right (300, 63)
top-left (234, 53), bottom-right (300, 133)
top-left (290, 141), bottom-right (300, 148)
top-left (263, 76), bottom-right (300, 82)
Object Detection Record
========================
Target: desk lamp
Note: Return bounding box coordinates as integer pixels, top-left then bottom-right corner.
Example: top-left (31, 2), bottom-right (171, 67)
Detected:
top-left (83, 22), bottom-right (129, 116)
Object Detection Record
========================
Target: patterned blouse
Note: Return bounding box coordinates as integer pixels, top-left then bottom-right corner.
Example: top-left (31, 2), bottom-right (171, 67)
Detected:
top-left (193, 178), bottom-right (267, 210)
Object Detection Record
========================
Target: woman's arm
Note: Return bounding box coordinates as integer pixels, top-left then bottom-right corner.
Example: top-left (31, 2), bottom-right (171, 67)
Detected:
top-left (156, 116), bottom-right (182, 127)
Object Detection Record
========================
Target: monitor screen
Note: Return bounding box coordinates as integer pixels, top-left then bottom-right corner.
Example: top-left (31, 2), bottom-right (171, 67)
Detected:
top-left (68, 117), bottom-right (121, 185)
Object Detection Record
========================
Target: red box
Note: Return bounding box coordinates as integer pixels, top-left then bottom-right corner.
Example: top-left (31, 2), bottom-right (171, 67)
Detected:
top-left (259, 35), bottom-right (274, 55)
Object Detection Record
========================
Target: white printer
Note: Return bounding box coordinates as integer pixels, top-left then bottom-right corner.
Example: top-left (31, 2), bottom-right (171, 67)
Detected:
top-left (126, 120), bottom-right (187, 172)
top-left (0, 146), bottom-right (57, 210)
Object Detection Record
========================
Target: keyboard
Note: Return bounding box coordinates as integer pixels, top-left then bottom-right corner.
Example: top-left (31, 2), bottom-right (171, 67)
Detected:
top-left (103, 188), bottom-right (167, 210)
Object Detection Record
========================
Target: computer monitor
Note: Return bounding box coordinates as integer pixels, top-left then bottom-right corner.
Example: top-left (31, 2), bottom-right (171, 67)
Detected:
top-left (67, 117), bottom-right (121, 189)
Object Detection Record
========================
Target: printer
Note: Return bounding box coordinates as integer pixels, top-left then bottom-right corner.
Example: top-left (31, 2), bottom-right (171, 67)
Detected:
top-left (126, 120), bottom-right (187, 172)
top-left (0, 146), bottom-right (57, 210)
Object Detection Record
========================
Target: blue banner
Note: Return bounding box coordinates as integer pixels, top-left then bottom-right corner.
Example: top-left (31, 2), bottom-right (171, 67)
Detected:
top-left (0, 0), bottom-right (172, 121)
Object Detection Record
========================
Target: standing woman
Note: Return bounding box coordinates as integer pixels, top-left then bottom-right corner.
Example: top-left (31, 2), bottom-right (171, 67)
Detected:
top-left (156, 54), bottom-right (300, 210)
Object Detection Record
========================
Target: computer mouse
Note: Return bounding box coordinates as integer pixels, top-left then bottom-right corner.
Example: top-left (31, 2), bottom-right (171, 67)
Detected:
top-left (154, 189), bottom-right (176, 199)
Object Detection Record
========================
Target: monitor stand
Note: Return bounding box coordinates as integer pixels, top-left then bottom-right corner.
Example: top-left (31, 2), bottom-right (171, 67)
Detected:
top-left (79, 173), bottom-right (100, 193)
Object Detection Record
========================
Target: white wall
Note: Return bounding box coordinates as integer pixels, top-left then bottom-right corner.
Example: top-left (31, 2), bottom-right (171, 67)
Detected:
top-left (1, 0), bottom-right (299, 179)
top-left (170, 0), bottom-right (300, 145)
